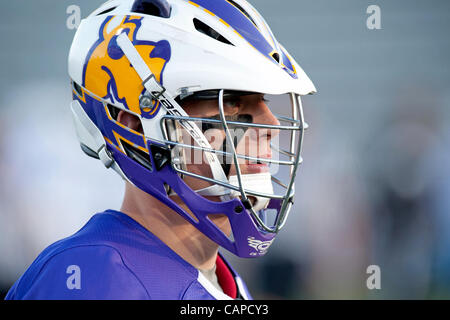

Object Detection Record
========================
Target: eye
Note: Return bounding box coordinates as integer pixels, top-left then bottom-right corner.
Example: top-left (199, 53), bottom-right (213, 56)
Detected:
top-left (223, 96), bottom-right (240, 108)
top-left (262, 95), bottom-right (270, 103)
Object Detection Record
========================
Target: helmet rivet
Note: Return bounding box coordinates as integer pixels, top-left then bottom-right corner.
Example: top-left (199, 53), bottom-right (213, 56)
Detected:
top-left (154, 153), bottom-right (162, 160)
top-left (234, 205), bottom-right (243, 213)
top-left (139, 95), bottom-right (153, 109)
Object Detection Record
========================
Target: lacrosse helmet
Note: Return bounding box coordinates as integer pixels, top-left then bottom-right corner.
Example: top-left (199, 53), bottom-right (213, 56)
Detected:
top-left (68, 0), bottom-right (316, 258)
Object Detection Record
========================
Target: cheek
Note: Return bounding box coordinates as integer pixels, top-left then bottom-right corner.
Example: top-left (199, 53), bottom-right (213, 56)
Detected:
top-left (234, 129), bottom-right (258, 157)
top-left (180, 129), bottom-right (227, 191)
top-left (203, 129), bottom-right (225, 150)
top-left (233, 128), bottom-right (273, 161)
top-left (180, 128), bottom-right (226, 167)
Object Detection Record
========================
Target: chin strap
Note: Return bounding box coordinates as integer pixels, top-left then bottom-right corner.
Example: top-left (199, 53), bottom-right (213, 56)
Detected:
top-left (196, 172), bottom-right (273, 212)
top-left (229, 173), bottom-right (273, 212)
top-left (116, 32), bottom-right (231, 199)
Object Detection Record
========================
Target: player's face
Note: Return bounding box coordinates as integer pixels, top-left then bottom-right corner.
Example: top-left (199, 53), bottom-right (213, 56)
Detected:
top-left (117, 93), bottom-right (280, 193)
top-left (180, 93), bottom-right (280, 193)
top-left (118, 94), bottom-right (280, 237)
top-left (174, 94), bottom-right (280, 236)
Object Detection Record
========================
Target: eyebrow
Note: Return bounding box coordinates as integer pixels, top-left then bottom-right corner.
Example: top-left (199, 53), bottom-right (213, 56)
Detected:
top-left (200, 114), bottom-right (253, 134)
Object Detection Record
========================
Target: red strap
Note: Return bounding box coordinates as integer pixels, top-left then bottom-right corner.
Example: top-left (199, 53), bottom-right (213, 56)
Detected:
top-left (215, 255), bottom-right (237, 299)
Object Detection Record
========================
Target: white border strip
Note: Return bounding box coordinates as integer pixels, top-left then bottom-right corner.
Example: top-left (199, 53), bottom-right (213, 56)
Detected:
top-left (235, 276), bottom-right (251, 300)
top-left (197, 271), bottom-right (233, 300)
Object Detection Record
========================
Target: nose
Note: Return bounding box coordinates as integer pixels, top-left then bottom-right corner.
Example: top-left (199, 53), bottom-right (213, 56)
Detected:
top-left (252, 98), bottom-right (280, 140)
top-left (236, 96), bottom-right (280, 162)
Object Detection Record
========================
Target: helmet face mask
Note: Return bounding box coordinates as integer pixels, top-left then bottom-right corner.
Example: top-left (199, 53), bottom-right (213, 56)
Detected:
top-left (68, 0), bottom-right (315, 258)
top-left (163, 91), bottom-right (306, 231)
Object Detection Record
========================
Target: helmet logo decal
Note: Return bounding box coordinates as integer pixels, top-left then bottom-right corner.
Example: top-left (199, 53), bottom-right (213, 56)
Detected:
top-left (82, 15), bottom-right (171, 119)
top-left (247, 236), bottom-right (274, 256)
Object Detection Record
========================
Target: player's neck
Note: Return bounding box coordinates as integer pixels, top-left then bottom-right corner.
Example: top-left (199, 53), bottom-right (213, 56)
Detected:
top-left (120, 182), bottom-right (219, 271)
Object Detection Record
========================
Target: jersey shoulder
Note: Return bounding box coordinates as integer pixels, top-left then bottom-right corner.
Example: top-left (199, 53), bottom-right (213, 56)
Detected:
top-left (6, 243), bottom-right (149, 300)
top-left (6, 210), bottom-right (249, 300)
top-left (6, 210), bottom-right (197, 300)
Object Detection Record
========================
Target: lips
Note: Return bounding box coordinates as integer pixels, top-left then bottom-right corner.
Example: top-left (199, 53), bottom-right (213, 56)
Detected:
top-left (244, 163), bottom-right (270, 174)
top-left (227, 155), bottom-right (271, 175)
top-left (245, 153), bottom-right (272, 164)
top-left (241, 154), bottom-right (271, 174)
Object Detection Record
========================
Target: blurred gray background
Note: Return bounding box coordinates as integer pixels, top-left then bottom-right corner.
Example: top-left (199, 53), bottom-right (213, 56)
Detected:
top-left (1, 0), bottom-right (449, 299)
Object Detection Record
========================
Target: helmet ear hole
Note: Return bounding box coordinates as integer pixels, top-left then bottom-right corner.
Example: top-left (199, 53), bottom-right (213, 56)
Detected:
top-left (117, 109), bottom-right (144, 134)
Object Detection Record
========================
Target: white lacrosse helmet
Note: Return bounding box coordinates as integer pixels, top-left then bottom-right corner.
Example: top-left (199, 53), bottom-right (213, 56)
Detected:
top-left (68, 0), bottom-right (316, 258)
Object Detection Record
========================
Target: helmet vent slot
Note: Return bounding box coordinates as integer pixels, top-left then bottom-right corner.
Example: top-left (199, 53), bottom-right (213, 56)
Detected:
top-left (131, 0), bottom-right (171, 18)
top-left (106, 104), bottom-right (120, 121)
top-left (271, 52), bottom-right (280, 63)
top-left (193, 18), bottom-right (233, 46)
top-left (72, 81), bottom-right (83, 96)
top-left (227, 0), bottom-right (257, 28)
top-left (122, 141), bottom-right (153, 171)
top-left (167, 187), bottom-right (200, 224)
top-left (207, 214), bottom-right (234, 243)
top-left (96, 6), bottom-right (117, 16)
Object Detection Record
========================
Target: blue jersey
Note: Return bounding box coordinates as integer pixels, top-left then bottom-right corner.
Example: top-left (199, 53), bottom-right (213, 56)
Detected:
top-left (5, 210), bottom-right (252, 300)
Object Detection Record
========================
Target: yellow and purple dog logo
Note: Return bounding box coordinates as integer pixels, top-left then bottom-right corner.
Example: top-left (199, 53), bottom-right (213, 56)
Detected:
top-left (82, 15), bottom-right (171, 119)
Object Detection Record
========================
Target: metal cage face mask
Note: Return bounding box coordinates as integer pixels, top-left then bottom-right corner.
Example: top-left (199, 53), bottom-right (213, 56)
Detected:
top-left (161, 90), bottom-right (307, 234)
